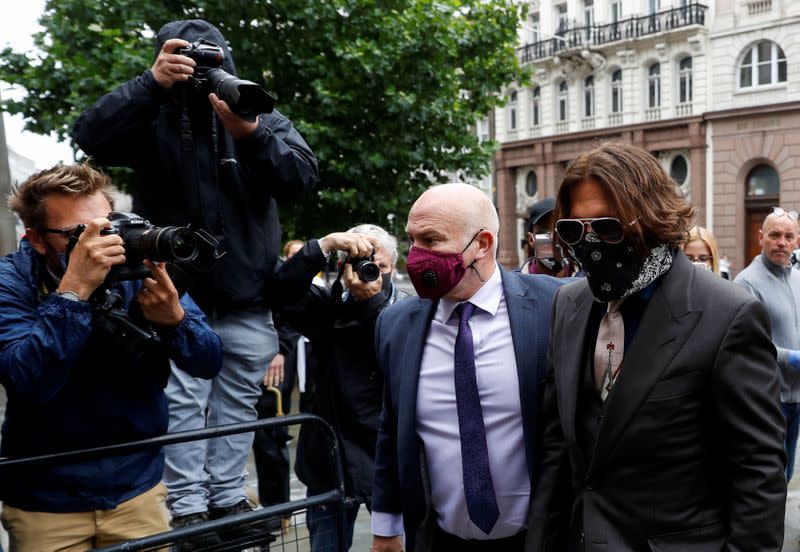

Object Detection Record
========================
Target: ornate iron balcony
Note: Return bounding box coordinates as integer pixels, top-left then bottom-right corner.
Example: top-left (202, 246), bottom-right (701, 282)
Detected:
top-left (518, 2), bottom-right (707, 64)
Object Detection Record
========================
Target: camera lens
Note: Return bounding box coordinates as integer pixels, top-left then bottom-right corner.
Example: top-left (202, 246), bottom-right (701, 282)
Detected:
top-left (205, 68), bottom-right (274, 121)
top-left (157, 227), bottom-right (198, 263)
top-left (355, 260), bottom-right (381, 282)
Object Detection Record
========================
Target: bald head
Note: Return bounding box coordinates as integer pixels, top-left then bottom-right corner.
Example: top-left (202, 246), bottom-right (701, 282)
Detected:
top-left (409, 184), bottom-right (499, 249)
top-left (760, 211), bottom-right (799, 266)
top-left (406, 183), bottom-right (499, 301)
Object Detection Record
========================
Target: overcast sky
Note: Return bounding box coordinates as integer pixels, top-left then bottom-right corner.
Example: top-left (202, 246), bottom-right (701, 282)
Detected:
top-left (1, 0), bottom-right (74, 169)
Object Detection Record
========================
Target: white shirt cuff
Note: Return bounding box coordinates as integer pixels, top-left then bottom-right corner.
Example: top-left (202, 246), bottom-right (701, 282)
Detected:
top-left (371, 511), bottom-right (404, 537)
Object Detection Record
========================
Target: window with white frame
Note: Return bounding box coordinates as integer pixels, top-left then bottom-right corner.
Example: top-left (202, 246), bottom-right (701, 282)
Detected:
top-left (557, 81), bottom-right (569, 121)
top-left (610, 0), bottom-right (622, 21)
top-left (556, 4), bottom-right (568, 34)
top-left (508, 90), bottom-right (518, 130)
top-left (584, 0), bottom-right (594, 26)
top-left (648, 63), bottom-right (661, 108)
top-left (584, 76), bottom-right (595, 117)
top-left (611, 69), bottom-right (623, 113)
top-left (530, 13), bottom-right (540, 43)
top-left (739, 41), bottom-right (787, 88)
top-left (531, 86), bottom-right (541, 126)
top-left (678, 56), bottom-right (692, 104)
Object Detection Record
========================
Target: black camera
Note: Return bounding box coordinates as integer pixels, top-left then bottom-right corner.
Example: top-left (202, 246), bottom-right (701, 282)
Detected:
top-left (64, 212), bottom-right (224, 358)
top-left (74, 212), bottom-right (200, 282)
top-left (178, 39), bottom-right (274, 122)
top-left (345, 255), bottom-right (380, 282)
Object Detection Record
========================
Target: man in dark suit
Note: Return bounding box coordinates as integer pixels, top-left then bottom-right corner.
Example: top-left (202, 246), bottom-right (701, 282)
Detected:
top-left (527, 142), bottom-right (787, 551)
top-left (370, 183), bottom-right (564, 552)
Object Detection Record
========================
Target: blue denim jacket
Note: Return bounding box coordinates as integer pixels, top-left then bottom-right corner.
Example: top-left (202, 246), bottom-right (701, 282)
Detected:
top-left (0, 239), bottom-right (222, 512)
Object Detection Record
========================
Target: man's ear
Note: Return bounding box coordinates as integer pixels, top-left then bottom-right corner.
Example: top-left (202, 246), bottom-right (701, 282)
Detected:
top-left (475, 229), bottom-right (494, 260)
top-left (26, 228), bottom-right (48, 255)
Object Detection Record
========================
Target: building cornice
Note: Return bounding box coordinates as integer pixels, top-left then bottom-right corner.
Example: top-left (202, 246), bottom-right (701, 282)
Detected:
top-left (703, 101), bottom-right (800, 121)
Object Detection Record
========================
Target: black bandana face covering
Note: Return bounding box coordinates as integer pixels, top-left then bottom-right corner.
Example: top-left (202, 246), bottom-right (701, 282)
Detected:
top-left (571, 233), bottom-right (672, 302)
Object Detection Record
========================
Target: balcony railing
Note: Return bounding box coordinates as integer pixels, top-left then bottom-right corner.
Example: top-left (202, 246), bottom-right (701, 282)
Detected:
top-left (518, 2), bottom-right (707, 64)
top-left (645, 107), bottom-right (662, 121)
top-left (555, 121), bottom-right (570, 133)
top-left (608, 112), bottom-right (624, 126)
top-left (675, 103), bottom-right (693, 117)
top-left (581, 117), bottom-right (596, 130)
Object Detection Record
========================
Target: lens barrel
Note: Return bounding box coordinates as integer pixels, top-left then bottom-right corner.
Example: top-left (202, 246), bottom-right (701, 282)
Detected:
top-left (354, 259), bottom-right (381, 282)
top-left (206, 68), bottom-right (274, 121)
top-left (125, 226), bottom-right (199, 263)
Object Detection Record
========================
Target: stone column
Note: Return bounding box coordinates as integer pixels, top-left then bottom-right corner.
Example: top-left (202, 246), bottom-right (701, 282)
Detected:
top-left (496, 165), bottom-right (518, 268)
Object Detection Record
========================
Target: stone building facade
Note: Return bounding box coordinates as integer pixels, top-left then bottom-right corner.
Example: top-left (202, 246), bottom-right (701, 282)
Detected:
top-left (707, 0), bottom-right (800, 271)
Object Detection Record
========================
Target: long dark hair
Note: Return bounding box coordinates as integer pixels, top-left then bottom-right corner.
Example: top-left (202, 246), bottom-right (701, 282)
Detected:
top-left (555, 142), bottom-right (694, 256)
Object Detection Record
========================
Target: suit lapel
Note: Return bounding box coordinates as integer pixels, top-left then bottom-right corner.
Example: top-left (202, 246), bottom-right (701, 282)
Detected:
top-left (558, 283), bottom-right (594, 471)
top-left (587, 254), bottom-right (702, 477)
top-left (397, 298), bottom-right (436, 481)
top-left (502, 269), bottom-right (539, 476)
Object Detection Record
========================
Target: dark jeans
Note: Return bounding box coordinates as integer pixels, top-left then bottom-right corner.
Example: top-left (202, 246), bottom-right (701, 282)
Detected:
top-left (306, 496), bottom-right (361, 552)
top-left (781, 401), bottom-right (800, 481)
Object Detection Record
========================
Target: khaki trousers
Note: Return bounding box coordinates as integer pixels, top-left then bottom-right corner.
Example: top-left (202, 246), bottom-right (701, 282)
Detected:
top-left (1, 482), bottom-right (169, 552)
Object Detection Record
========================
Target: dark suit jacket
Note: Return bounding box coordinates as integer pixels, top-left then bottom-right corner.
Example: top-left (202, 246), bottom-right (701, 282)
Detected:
top-left (527, 251), bottom-right (787, 552)
top-left (371, 267), bottom-right (564, 550)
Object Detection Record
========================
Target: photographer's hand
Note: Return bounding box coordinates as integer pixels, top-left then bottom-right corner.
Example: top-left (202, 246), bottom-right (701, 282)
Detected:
top-left (344, 263), bottom-right (383, 302)
top-left (263, 353), bottom-right (285, 388)
top-left (58, 218), bottom-right (126, 300)
top-left (151, 38), bottom-right (196, 89)
top-left (319, 232), bottom-right (376, 259)
top-left (137, 260), bottom-right (185, 328)
top-left (209, 93), bottom-right (258, 140)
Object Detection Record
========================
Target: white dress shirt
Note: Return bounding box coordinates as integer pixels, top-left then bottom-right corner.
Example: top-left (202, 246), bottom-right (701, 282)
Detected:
top-left (372, 265), bottom-right (529, 539)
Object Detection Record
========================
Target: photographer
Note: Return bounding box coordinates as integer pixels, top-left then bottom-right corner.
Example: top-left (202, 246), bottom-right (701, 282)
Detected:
top-left (0, 163), bottom-right (222, 550)
top-left (273, 225), bottom-right (405, 552)
top-left (72, 18), bottom-right (319, 539)
top-left (520, 197), bottom-right (573, 278)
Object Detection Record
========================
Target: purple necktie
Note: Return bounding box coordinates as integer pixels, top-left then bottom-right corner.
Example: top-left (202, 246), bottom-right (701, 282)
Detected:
top-left (453, 302), bottom-right (500, 535)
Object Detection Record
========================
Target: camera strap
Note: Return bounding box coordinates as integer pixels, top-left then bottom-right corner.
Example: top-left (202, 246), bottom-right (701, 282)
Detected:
top-left (330, 262), bottom-right (346, 304)
top-left (179, 87), bottom-right (205, 229)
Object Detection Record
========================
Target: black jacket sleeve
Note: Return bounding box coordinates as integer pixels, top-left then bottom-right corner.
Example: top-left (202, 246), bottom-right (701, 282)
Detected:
top-left (73, 70), bottom-right (166, 167)
top-left (236, 109), bottom-right (319, 203)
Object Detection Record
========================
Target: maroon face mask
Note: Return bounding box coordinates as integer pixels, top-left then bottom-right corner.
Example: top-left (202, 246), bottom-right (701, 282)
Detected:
top-left (406, 232), bottom-right (479, 300)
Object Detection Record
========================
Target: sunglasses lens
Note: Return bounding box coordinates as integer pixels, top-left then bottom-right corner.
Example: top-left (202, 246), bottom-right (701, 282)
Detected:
top-left (591, 218), bottom-right (625, 243)
top-left (556, 220), bottom-right (584, 244)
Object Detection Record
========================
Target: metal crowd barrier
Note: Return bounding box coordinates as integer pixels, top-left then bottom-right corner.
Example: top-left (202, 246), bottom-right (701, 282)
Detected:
top-left (0, 413), bottom-right (347, 551)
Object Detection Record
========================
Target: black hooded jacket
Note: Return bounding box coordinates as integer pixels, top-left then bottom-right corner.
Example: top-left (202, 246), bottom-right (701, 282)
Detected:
top-left (73, 19), bottom-right (319, 313)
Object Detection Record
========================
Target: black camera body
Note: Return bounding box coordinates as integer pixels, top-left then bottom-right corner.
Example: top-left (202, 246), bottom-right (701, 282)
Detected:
top-left (63, 212), bottom-right (223, 358)
top-left (94, 212), bottom-right (199, 282)
top-left (177, 39), bottom-right (274, 122)
top-left (345, 255), bottom-right (380, 282)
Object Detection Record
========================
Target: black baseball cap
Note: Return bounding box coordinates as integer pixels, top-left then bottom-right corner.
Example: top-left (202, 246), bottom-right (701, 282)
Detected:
top-left (527, 197), bottom-right (556, 231)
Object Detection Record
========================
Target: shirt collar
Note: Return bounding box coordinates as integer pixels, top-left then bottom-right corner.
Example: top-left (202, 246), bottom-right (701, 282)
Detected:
top-left (437, 263), bottom-right (502, 323)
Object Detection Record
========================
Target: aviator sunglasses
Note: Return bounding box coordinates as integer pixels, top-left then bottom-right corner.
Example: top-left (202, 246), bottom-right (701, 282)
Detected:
top-left (555, 217), bottom-right (636, 245)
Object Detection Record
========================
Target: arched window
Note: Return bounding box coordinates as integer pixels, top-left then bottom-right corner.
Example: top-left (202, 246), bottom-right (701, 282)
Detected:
top-left (611, 69), bottom-right (623, 113)
top-left (526, 171), bottom-right (538, 197)
top-left (746, 164), bottom-right (780, 197)
top-left (508, 90), bottom-right (518, 130)
top-left (557, 81), bottom-right (569, 121)
top-left (584, 76), bottom-right (595, 117)
top-left (648, 63), bottom-right (661, 108)
top-left (678, 57), bottom-right (692, 104)
top-left (739, 41), bottom-right (787, 88)
top-left (531, 86), bottom-right (541, 127)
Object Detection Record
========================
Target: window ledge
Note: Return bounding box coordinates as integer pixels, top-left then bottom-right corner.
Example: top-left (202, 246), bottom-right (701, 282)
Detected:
top-left (735, 82), bottom-right (788, 95)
